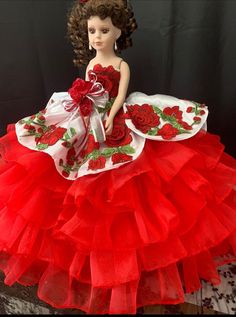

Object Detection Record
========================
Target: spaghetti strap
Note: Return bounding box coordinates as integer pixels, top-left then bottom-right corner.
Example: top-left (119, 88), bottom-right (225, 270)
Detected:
top-left (117, 58), bottom-right (124, 70)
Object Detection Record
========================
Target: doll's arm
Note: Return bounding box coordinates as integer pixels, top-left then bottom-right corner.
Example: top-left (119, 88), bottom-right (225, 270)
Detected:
top-left (105, 62), bottom-right (130, 134)
top-left (85, 64), bottom-right (91, 81)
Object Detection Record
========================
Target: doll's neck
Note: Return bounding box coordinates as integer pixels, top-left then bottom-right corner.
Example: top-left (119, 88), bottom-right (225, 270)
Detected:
top-left (95, 50), bottom-right (117, 63)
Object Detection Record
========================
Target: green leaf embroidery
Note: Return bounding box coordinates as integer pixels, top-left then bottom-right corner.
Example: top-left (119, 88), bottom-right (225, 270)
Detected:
top-left (96, 98), bottom-right (115, 113)
top-left (102, 148), bottom-right (117, 157)
top-left (69, 127), bottom-right (76, 137)
top-left (147, 128), bottom-right (159, 136)
top-left (28, 130), bottom-right (36, 135)
top-left (31, 120), bottom-right (45, 127)
top-left (36, 118), bottom-right (46, 124)
top-left (36, 144), bottom-right (49, 150)
top-left (151, 104), bottom-right (193, 134)
top-left (87, 149), bottom-right (100, 160)
top-left (63, 131), bottom-right (71, 141)
top-left (119, 145), bottom-right (135, 155)
top-left (178, 129), bottom-right (192, 134)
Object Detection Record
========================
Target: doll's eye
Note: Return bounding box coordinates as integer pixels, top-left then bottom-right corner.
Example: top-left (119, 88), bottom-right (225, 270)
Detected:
top-left (88, 28), bottom-right (95, 34)
top-left (102, 28), bottom-right (109, 34)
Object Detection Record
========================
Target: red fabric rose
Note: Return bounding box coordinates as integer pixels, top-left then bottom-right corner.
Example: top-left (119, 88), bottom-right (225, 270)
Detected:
top-left (187, 106), bottom-right (193, 113)
top-left (105, 114), bottom-right (132, 147)
top-left (126, 104), bottom-right (160, 134)
top-left (88, 64), bottom-right (120, 98)
top-left (88, 156), bottom-right (106, 171)
top-left (66, 147), bottom-right (76, 166)
top-left (68, 78), bottom-right (93, 104)
top-left (112, 153), bottom-right (133, 165)
top-left (80, 134), bottom-right (100, 158)
top-left (62, 141), bottom-right (71, 148)
top-left (178, 120), bottom-right (192, 130)
top-left (24, 124), bottom-right (36, 132)
top-left (38, 125), bottom-right (67, 145)
top-left (163, 106), bottom-right (183, 120)
top-left (193, 116), bottom-right (201, 122)
top-left (38, 115), bottom-right (45, 121)
top-left (200, 110), bottom-right (205, 115)
top-left (62, 170), bottom-right (70, 178)
top-left (158, 123), bottom-right (179, 140)
top-left (80, 97), bottom-right (93, 117)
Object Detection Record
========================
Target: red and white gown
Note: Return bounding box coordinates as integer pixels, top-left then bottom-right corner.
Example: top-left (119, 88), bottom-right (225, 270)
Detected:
top-left (0, 64), bottom-right (236, 314)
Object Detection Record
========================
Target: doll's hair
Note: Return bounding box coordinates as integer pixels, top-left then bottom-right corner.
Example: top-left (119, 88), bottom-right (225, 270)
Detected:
top-left (67, 0), bottom-right (137, 67)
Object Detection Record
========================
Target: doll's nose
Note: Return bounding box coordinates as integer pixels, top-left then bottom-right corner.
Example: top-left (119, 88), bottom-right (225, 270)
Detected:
top-left (94, 31), bottom-right (102, 39)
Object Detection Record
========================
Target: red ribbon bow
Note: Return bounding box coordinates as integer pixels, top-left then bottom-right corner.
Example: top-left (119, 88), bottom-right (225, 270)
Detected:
top-left (66, 77), bottom-right (106, 117)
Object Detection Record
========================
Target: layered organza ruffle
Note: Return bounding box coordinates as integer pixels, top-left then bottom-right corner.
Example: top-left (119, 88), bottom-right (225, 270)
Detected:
top-left (0, 124), bottom-right (236, 314)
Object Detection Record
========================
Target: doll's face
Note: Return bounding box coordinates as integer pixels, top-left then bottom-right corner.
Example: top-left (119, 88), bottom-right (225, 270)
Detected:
top-left (87, 16), bottom-right (121, 52)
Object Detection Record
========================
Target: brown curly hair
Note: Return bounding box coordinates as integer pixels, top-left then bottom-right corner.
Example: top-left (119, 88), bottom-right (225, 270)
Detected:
top-left (67, 0), bottom-right (137, 67)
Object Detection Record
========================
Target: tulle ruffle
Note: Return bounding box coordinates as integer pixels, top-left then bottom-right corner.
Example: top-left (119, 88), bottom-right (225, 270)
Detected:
top-left (0, 124), bottom-right (236, 314)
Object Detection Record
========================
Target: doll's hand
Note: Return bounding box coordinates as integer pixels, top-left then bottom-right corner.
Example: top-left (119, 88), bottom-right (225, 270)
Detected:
top-left (105, 116), bottom-right (114, 135)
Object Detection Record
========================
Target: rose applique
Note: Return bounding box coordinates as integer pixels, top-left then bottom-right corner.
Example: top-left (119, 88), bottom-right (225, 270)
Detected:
top-left (105, 110), bottom-right (132, 147)
top-left (126, 104), bottom-right (160, 133)
top-left (88, 64), bottom-right (120, 98)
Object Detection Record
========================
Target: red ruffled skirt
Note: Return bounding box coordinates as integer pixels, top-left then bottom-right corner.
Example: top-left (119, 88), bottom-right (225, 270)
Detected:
top-left (0, 124), bottom-right (236, 314)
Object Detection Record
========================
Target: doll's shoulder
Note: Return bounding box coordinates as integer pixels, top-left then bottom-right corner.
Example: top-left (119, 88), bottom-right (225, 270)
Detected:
top-left (86, 58), bottom-right (96, 72)
top-left (114, 57), bottom-right (130, 72)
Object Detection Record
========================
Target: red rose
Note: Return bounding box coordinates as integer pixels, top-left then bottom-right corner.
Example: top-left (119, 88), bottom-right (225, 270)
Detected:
top-left (62, 141), bottom-right (71, 148)
top-left (68, 78), bottom-right (93, 103)
top-left (158, 123), bottom-right (179, 140)
top-left (80, 97), bottom-right (93, 117)
top-left (200, 110), bottom-right (205, 115)
top-left (38, 125), bottom-right (67, 145)
top-left (93, 74), bottom-right (113, 95)
top-left (66, 146), bottom-right (76, 162)
top-left (193, 116), bottom-right (201, 122)
top-left (80, 134), bottom-right (100, 158)
top-left (187, 107), bottom-right (193, 113)
top-left (105, 114), bottom-right (132, 147)
top-left (62, 170), bottom-right (70, 178)
top-left (88, 156), bottom-right (106, 171)
top-left (88, 64), bottom-right (120, 98)
top-left (38, 115), bottom-right (45, 121)
top-left (163, 106), bottom-right (183, 120)
top-left (67, 159), bottom-right (74, 166)
top-left (24, 124), bottom-right (31, 130)
top-left (24, 124), bottom-right (35, 132)
top-left (178, 120), bottom-right (192, 130)
top-left (112, 153), bottom-right (133, 165)
top-left (126, 104), bottom-right (160, 134)
top-left (37, 127), bottom-right (43, 133)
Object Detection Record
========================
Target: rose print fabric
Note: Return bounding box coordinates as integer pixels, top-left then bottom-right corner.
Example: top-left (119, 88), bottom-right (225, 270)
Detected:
top-left (15, 64), bottom-right (207, 180)
top-left (124, 92), bottom-right (208, 141)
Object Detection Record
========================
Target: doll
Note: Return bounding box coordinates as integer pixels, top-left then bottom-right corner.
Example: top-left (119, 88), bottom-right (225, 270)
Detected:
top-left (0, 0), bottom-right (236, 315)
top-left (15, 0), bottom-right (208, 180)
